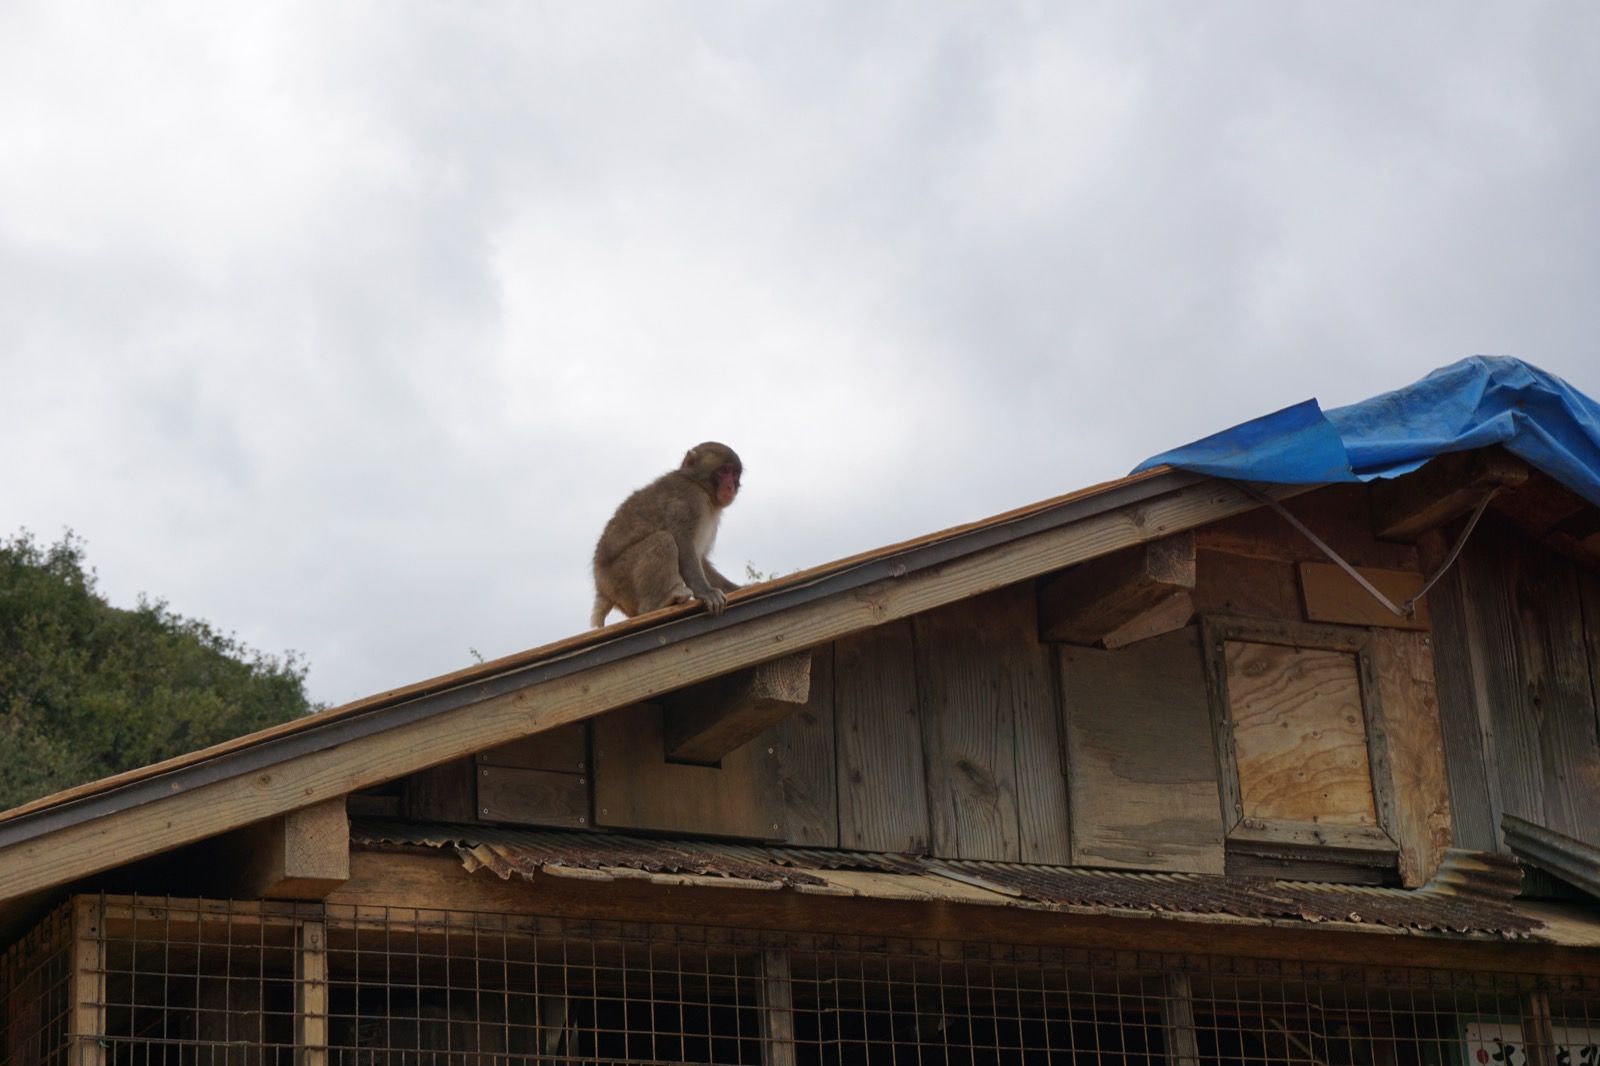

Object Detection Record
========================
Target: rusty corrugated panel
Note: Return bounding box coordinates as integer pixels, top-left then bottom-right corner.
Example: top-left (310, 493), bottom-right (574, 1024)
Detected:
top-left (353, 821), bottom-right (1541, 937)
top-left (1503, 814), bottom-right (1600, 903)
top-left (1419, 847), bottom-right (1525, 902)
top-left (932, 860), bottom-right (1540, 936)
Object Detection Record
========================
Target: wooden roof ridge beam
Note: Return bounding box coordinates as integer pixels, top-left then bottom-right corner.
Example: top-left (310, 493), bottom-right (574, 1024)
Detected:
top-left (1037, 531), bottom-right (1195, 646)
top-left (663, 652), bottom-right (813, 765)
top-left (1371, 448), bottom-right (1529, 541)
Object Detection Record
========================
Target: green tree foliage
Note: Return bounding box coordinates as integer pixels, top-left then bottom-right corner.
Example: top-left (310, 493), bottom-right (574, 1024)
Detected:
top-left (0, 530), bottom-right (316, 810)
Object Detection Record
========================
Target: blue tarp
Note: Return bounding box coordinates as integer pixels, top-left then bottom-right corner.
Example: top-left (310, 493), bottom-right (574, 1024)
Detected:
top-left (1133, 357), bottom-right (1600, 508)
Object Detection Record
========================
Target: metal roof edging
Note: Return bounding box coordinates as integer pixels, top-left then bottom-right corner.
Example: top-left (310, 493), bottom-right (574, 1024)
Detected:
top-left (0, 467), bottom-right (1220, 855)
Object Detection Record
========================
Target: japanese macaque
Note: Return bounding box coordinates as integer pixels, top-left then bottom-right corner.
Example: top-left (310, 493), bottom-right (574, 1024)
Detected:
top-left (590, 442), bottom-right (743, 627)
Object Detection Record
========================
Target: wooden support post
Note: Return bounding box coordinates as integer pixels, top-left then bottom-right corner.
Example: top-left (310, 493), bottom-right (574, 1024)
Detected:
top-left (1520, 990), bottom-right (1557, 1066)
top-left (1161, 973), bottom-right (1200, 1066)
top-left (1038, 532), bottom-right (1195, 646)
top-left (663, 653), bottom-right (813, 765)
top-left (760, 947), bottom-right (797, 1066)
top-left (235, 798), bottom-right (350, 900)
top-left (69, 898), bottom-right (106, 1066)
top-left (1371, 449), bottom-right (1528, 541)
top-left (295, 920), bottom-right (329, 1066)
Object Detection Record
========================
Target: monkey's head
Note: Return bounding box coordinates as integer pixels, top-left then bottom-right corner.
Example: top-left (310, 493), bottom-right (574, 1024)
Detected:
top-left (681, 442), bottom-right (742, 508)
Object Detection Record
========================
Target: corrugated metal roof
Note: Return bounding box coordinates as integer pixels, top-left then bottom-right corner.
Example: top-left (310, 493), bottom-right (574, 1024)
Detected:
top-left (1503, 813), bottom-right (1600, 903)
top-left (353, 821), bottom-right (1543, 939)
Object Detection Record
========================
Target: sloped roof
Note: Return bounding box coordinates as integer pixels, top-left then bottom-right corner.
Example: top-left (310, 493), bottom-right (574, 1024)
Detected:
top-left (2, 463), bottom-right (1287, 904)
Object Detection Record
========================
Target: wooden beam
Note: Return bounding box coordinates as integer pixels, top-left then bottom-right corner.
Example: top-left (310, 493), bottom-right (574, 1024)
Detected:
top-left (663, 653), bottom-right (813, 765)
top-left (235, 799), bottom-right (350, 901)
top-left (1038, 532), bottom-right (1195, 645)
top-left (70, 897), bottom-right (106, 1066)
top-left (1371, 449), bottom-right (1528, 541)
top-left (295, 920), bottom-right (328, 1066)
top-left (760, 948), bottom-right (797, 1066)
top-left (0, 478), bottom-right (1301, 903)
top-left (1521, 989), bottom-right (1557, 1066)
top-left (1161, 973), bottom-right (1200, 1066)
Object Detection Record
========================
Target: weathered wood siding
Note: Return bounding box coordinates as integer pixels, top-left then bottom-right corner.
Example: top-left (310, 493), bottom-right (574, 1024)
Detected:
top-left (1429, 514), bottom-right (1600, 852)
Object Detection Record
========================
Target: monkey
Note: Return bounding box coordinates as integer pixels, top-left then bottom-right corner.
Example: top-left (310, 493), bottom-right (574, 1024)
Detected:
top-left (590, 442), bottom-right (743, 627)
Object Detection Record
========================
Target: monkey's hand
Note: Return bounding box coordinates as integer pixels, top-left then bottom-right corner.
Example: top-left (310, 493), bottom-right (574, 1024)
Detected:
top-left (699, 587), bottom-right (728, 615)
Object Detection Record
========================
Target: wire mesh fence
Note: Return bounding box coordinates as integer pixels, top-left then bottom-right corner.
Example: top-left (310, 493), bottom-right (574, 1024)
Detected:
top-left (3, 895), bottom-right (1598, 1066)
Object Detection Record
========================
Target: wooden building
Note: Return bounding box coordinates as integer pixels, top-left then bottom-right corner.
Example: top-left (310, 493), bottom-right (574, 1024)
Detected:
top-left (2, 420), bottom-right (1600, 1063)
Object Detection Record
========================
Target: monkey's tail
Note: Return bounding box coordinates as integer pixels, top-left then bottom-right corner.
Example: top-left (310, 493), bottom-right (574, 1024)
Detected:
top-left (589, 595), bottom-right (612, 629)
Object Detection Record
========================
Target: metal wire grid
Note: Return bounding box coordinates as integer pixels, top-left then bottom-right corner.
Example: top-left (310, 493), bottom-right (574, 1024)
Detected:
top-left (6, 896), bottom-right (1600, 1066)
top-left (0, 905), bottom-right (70, 1066)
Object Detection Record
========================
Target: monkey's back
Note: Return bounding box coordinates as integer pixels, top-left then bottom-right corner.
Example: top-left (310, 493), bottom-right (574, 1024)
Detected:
top-left (592, 470), bottom-right (708, 568)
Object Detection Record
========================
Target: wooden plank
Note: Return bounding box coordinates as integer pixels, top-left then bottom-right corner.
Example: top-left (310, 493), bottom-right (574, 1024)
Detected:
top-left (1038, 532), bottom-right (1195, 645)
top-left (1197, 484), bottom-right (1418, 568)
top-left (1225, 641), bottom-right (1379, 828)
top-left (771, 647), bottom-right (838, 847)
top-left (1060, 627), bottom-right (1223, 874)
top-left (1161, 973), bottom-right (1200, 1066)
top-left (1508, 529), bottom-right (1600, 844)
top-left (834, 620), bottom-right (930, 853)
top-left (663, 654), bottom-right (813, 765)
top-left (1457, 519), bottom-right (1546, 838)
top-left (1102, 590), bottom-right (1194, 649)
top-left (913, 594), bottom-right (1019, 861)
top-left (1298, 562), bottom-right (1431, 630)
top-left (760, 948), bottom-right (797, 1066)
top-left (1370, 631), bottom-right (1453, 887)
top-left (402, 757), bottom-right (479, 823)
top-left (1521, 990), bottom-right (1557, 1066)
top-left (914, 586), bottom-right (1067, 863)
top-left (475, 722), bottom-right (587, 773)
top-left (70, 898), bottom-right (105, 1066)
top-left (1421, 531), bottom-right (1506, 852)
top-left (1191, 550), bottom-right (1301, 622)
top-left (0, 478), bottom-right (1301, 903)
top-left (477, 767), bottom-right (588, 828)
top-left (592, 703), bottom-right (784, 839)
top-left (1371, 448), bottom-right (1529, 540)
top-left (236, 799), bottom-right (350, 901)
top-left (295, 920), bottom-right (328, 1066)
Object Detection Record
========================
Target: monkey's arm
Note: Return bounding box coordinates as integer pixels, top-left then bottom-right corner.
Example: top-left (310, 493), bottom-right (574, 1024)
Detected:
top-left (703, 560), bottom-right (740, 593)
top-left (671, 531), bottom-right (727, 614)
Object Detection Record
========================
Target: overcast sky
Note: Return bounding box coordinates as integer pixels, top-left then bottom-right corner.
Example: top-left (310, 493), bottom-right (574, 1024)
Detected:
top-left (2, 3), bottom-right (1597, 707)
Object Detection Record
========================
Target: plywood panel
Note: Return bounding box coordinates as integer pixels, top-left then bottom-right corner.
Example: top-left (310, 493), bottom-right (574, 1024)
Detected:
top-left (1370, 630), bottom-right (1453, 886)
top-left (1299, 563), bottom-right (1431, 630)
top-left (1060, 627), bottom-right (1223, 874)
top-left (592, 703), bottom-right (783, 840)
top-left (834, 620), bottom-right (930, 852)
top-left (771, 647), bottom-right (838, 847)
top-left (912, 585), bottom-right (1068, 863)
top-left (1225, 642), bottom-right (1378, 827)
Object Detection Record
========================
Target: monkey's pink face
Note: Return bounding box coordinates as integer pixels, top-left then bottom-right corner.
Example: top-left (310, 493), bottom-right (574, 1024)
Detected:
top-left (714, 464), bottom-right (740, 507)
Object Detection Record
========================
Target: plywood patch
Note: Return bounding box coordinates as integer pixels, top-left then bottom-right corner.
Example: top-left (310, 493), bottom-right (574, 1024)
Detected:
top-left (1225, 641), bottom-right (1378, 827)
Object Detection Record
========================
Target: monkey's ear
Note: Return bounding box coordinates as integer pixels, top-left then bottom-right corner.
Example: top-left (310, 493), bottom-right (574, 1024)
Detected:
top-left (681, 447), bottom-right (698, 469)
